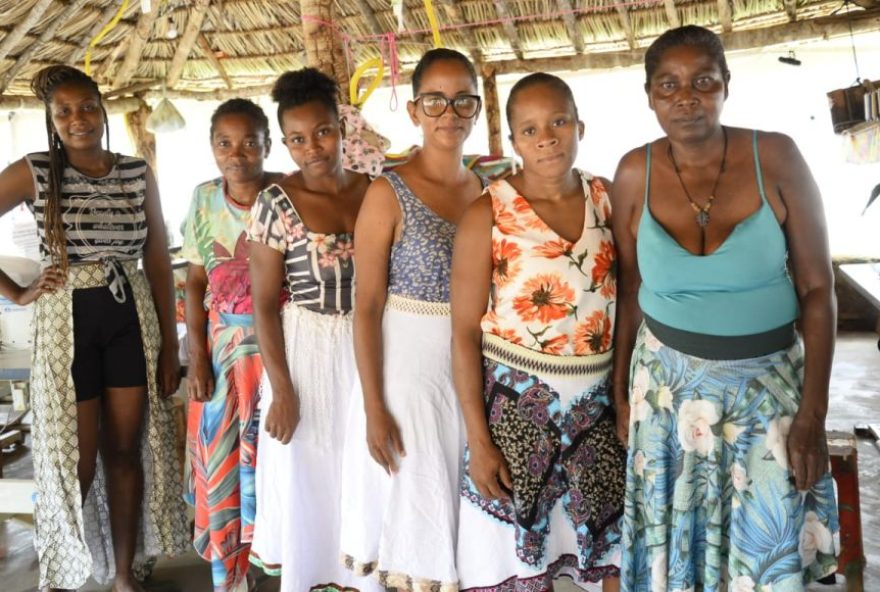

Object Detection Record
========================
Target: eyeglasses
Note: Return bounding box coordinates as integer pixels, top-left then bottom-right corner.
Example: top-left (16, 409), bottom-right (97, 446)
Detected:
top-left (413, 93), bottom-right (481, 118)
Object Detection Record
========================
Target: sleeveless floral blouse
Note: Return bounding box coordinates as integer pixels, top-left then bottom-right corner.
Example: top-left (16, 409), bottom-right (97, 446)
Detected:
top-left (480, 170), bottom-right (616, 356)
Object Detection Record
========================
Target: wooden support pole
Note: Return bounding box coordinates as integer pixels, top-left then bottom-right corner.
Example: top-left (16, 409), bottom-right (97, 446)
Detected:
top-left (556, 0), bottom-right (585, 54)
top-left (125, 101), bottom-right (157, 173)
top-left (0, 0), bottom-right (54, 63)
top-left (482, 66), bottom-right (503, 156)
top-left (664, 0), bottom-right (681, 28)
top-left (492, 0), bottom-right (524, 61)
top-left (784, 0), bottom-right (798, 22)
top-left (115, 3), bottom-right (162, 89)
top-left (616, 4), bottom-right (637, 51)
top-left (197, 34), bottom-right (233, 90)
top-left (717, 0), bottom-right (733, 33)
top-left (166, 0), bottom-right (213, 89)
top-left (301, 0), bottom-right (350, 101)
top-left (0, 0), bottom-right (92, 94)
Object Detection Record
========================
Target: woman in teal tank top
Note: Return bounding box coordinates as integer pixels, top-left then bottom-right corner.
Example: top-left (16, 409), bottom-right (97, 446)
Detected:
top-left (611, 25), bottom-right (839, 592)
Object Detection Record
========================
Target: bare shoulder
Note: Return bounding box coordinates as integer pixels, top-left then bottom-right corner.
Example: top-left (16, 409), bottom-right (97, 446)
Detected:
top-left (612, 145), bottom-right (649, 208)
top-left (462, 192), bottom-right (493, 222)
top-left (0, 157), bottom-right (37, 203)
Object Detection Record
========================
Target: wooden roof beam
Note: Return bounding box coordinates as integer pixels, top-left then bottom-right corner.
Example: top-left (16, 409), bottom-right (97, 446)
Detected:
top-left (166, 0), bottom-right (212, 88)
top-left (197, 34), bottom-right (233, 90)
top-left (784, 0), bottom-right (798, 22)
top-left (556, 0), bottom-right (585, 54)
top-left (0, 94), bottom-right (143, 113)
top-left (0, 0), bottom-right (54, 63)
top-left (351, 0), bottom-right (384, 36)
top-left (68, 2), bottom-right (128, 66)
top-left (718, 0), bottom-right (733, 33)
top-left (94, 40), bottom-right (127, 83)
top-left (492, 0), bottom-right (524, 60)
top-left (115, 3), bottom-right (162, 89)
top-left (438, 0), bottom-right (483, 64)
top-left (616, 4), bottom-right (637, 51)
top-left (0, 0), bottom-right (92, 94)
top-left (664, 0), bottom-right (681, 28)
top-left (488, 9), bottom-right (880, 74)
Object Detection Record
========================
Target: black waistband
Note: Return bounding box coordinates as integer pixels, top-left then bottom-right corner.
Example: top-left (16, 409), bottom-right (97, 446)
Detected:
top-left (644, 315), bottom-right (796, 360)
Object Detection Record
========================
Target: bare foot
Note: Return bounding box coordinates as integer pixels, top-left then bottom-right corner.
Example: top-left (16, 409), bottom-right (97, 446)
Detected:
top-left (111, 573), bottom-right (147, 592)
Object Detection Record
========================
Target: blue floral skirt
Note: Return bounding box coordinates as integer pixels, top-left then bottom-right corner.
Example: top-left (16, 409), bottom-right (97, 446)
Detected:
top-left (621, 324), bottom-right (839, 592)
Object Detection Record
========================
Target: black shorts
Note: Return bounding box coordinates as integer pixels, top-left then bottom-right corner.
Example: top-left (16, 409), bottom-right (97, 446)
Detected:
top-left (71, 285), bottom-right (148, 402)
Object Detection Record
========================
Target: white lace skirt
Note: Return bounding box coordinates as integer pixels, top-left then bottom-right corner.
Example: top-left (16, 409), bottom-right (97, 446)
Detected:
top-left (340, 297), bottom-right (465, 592)
top-left (250, 303), bottom-right (381, 592)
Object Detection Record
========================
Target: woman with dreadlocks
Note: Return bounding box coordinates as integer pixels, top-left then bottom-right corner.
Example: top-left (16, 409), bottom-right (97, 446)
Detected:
top-left (0, 66), bottom-right (188, 592)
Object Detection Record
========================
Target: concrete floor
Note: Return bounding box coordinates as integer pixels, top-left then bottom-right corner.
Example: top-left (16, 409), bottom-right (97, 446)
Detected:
top-left (1, 333), bottom-right (878, 592)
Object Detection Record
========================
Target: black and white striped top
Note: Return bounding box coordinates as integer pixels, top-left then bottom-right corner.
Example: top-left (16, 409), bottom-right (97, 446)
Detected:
top-left (247, 184), bottom-right (354, 315)
top-left (25, 152), bottom-right (148, 265)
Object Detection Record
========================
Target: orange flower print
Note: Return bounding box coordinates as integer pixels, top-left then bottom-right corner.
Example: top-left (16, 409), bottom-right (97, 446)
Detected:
top-left (492, 238), bottom-right (522, 287)
top-left (592, 240), bottom-right (616, 298)
top-left (590, 178), bottom-right (608, 207)
top-left (492, 198), bottom-right (524, 235)
top-left (533, 239), bottom-right (573, 260)
top-left (574, 310), bottom-right (612, 354)
top-left (540, 333), bottom-right (569, 355)
top-left (490, 326), bottom-right (523, 346)
top-left (512, 196), bottom-right (548, 231)
top-left (513, 273), bottom-right (575, 324)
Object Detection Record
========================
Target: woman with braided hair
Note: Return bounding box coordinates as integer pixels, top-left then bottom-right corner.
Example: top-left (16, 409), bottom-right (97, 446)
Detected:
top-left (0, 65), bottom-right (188, 591)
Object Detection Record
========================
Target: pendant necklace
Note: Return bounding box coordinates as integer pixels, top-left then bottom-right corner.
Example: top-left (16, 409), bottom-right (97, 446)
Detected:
top-left (667, 126), bottom-right (728, 234)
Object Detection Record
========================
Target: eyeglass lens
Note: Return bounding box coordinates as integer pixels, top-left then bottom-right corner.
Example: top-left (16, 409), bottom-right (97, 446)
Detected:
top-left (419, 94), bottom-right (480, 118)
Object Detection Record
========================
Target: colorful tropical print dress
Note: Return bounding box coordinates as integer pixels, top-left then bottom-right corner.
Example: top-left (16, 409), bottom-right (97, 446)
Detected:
top-left (181, 178), bottom-right (264, 592)
top-left (457, 170), bottom-right (626, 591)
top-left (621, 325), bottom-right (840, 592)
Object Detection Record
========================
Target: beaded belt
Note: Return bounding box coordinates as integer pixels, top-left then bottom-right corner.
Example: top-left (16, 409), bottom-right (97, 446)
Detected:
top-left (482, 332), bottom-right (612, 378)
top-left (385, 293), bottom-right (451, 316)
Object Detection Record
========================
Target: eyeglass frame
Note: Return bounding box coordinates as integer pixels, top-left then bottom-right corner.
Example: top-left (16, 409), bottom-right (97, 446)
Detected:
top-left (412, 93), bottom-right (482, 119)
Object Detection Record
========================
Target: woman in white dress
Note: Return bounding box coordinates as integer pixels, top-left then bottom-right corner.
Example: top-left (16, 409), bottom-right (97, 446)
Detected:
top-left (340, 48), bottom-right (485, 591)
top-left (247, 67), bottom-right (379, 592)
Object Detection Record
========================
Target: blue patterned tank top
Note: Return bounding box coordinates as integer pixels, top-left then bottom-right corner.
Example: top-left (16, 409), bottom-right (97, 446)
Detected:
top-left (386, 171), bottom-right (459, 303)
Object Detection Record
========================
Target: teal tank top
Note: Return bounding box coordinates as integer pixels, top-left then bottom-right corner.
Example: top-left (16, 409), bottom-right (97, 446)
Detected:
top-left (637, 130), bottom-right (799, 336)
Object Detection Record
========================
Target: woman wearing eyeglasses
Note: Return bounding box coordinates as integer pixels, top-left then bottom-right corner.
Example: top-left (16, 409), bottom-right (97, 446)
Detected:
top-left (339, 48), bottom-right (485, 589)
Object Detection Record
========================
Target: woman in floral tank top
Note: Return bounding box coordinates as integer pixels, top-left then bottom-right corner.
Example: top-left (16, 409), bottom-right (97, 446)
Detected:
top-left (451, 73), bottom-right (627, 591)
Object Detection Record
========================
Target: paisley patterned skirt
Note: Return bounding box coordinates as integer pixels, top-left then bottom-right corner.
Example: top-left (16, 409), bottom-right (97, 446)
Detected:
top-left (621, 323), bottom-right (839, 592)
top-left (30, 261), bottom-right (188, 589)
top-left (457, 335), bottom-right (625, 591)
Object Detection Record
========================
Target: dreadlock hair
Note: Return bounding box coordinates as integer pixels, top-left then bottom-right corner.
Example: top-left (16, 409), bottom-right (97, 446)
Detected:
top-left (30, 65), bottom-right (109, 272)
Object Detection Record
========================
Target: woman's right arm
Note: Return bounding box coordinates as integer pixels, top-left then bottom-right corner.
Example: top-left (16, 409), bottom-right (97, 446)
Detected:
top-left (610, 148), bottom-right (646, 445)
top-left (250, 241), bottom-right (298, 443)
top-left (352, 178), bottom-right (403, 474)
top-left (451, 195), bottom-right (512, 499)
top-left (0, 159), bottom-right (63, 303)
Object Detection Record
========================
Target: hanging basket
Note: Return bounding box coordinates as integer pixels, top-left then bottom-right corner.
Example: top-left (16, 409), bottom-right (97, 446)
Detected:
top-left (146, 97), bottom-right (185, 133)
top-left (827, 79), bottom-right (877, 134)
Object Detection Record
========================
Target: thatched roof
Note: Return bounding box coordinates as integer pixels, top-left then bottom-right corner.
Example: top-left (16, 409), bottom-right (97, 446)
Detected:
top-left (0, 0), bottom-right (878, 101)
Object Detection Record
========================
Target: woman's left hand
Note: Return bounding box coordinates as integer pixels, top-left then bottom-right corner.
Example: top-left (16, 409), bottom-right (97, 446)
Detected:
top-left (787, 410), bottom-right (829, 491)
top-left (157, 342), bottom-right (181, 398)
